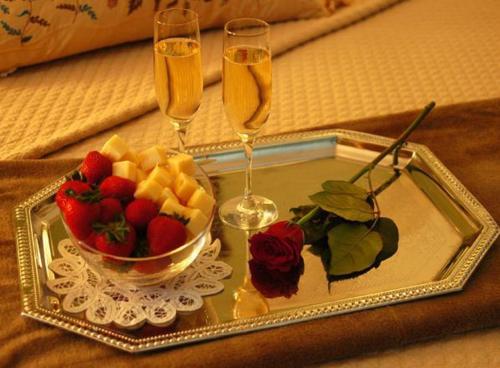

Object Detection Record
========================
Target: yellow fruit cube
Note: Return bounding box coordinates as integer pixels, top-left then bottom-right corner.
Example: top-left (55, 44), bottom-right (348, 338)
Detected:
top-left (159, 187), bottom-right (179, 205)
top-left (168, 153), bottom-right (196, 176)
top-left (138, 145), bottom-right (168, 172)
top-left (122, 149), bottom-right (139, 164)
top-left (112, 161), bottom-right (137, 182)
top-left (160, 198), bottom-right (189, 217)
top-left (148, 165), bottom-right (174, 188)
top-left (174, 172), bottom-right (199, 202)
top-left (134, 179), bottom-right (163, 203)
top-left (185, 208), bottom-right (209, 237)
top-left (187, 188), bottom-right (215, 217)
top-left (100, 135), bottom-right (129, 162)
top-left (136, 168), bottom-right (147, 183)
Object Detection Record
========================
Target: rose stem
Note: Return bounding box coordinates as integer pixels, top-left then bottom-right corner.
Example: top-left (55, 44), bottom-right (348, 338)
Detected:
top-left (296, 101), bottom-right (436, 227)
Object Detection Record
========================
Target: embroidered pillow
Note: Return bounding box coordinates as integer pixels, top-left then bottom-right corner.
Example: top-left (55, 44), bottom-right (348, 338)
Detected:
top-left (0, 0), bottom-right (349, 73)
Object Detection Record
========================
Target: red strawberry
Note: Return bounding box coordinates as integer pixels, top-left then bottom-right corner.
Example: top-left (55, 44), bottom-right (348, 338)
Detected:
top-left (133, 257), bottom-right (172, 274)
top-left (147, 216), bottom-right (187, 255)
top-left (55, 181), bottom-right (91, 210)
top-left (99, 198), bottom-right (123, 223)
top-left (63, 197), bottom-right (101, 241)
top-left (95, 219), bottom-right (136, 257)
top-left (99, 176), bottom-right (136, 201)
top-left (84, 231), bottom-right (98, 248)
top-left (81, 151), bottom-right (112, 184)
top-left (125, 199), bottom-right (159, 230)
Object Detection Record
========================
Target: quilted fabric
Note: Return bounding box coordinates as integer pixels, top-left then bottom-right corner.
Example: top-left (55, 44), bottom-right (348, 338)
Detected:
top-left (0, 0), bottom-right (403, 159)
top-left (49, 0), bottom-right (500, 158)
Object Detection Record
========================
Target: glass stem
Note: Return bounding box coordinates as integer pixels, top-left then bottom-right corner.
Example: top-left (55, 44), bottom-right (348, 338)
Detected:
top-left (174, 125), bottom-right (187, 153)
top-left (242, 136), bottom-right (255, 206)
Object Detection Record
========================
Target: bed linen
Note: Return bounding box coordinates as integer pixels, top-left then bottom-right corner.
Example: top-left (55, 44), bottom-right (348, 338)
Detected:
top-left (45, 0), bottom-right (500, 159)
top-left (1, 0), bottom-right (499, 366)
top-left (1, 99), bottom-right (499, 367)
top-left (0, 0), bottom-right (406, 160)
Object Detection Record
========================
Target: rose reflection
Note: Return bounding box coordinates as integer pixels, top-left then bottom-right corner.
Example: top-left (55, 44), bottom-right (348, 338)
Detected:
top-left (249, 257), bottom-right (304, 298)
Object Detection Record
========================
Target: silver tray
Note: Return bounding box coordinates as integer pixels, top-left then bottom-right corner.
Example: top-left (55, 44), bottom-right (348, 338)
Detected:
top-left (14, 129), bottom-right (499, 352)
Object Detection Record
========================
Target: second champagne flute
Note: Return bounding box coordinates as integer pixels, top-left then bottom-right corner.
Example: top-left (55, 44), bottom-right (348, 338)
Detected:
top-left (218, 18), bottom-right (278, 230)
top-left (154, 8), bottom-right (203, 152)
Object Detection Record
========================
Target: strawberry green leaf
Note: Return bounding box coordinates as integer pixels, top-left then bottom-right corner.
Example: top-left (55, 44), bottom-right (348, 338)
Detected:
top-left (160, 212), bottom-right (190, 226)
top-left (132, 238), bottom-right (149, 258)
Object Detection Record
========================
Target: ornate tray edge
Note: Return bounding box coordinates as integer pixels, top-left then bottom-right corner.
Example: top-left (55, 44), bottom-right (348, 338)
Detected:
top-left (13, 128), bottom-right (499, 353)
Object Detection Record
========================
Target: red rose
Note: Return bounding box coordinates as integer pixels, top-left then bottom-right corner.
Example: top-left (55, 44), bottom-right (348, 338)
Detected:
top-left (249, 258), bottom-right (304, 298)
top-left (249, 221), bottom-right (304, 272)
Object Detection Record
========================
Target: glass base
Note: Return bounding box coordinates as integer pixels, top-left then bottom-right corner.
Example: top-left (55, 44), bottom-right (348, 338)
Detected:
top-left (218, 195), bottom-right (278, 230)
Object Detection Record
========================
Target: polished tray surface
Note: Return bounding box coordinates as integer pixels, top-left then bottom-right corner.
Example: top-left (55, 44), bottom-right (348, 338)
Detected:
top-left (14, 129), bottom-right (499, 352)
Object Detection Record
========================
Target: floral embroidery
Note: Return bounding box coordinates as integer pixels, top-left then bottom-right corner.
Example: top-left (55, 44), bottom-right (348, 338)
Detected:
top-left (56, 2), bottom-right (97, 22)
top-left (0, 0), bottom-right (223, 46)
top-left (128, 0), bottom-right (142, 15)
top-left (79, 4), bottom-right (97, 19)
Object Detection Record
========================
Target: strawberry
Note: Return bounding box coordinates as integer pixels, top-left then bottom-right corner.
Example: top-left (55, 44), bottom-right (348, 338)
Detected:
top-left (129, 238), bottom-right (171, 274)
top-left (125, 199), bottom-right (159, 230)
top-left (63, 197), bottom-right (101, 240)
top-left (99, 198), bottom-right (123, 223)
top-left (55, 181), bottom-right (91, 210)
top-left (84, 231), bottom-right (98, 248)
top-left (133, 257), bottom-right (172, 274)
top-left (99, 176), bottom-right (136, 201)
top-left (147, 216), bottom-right (187, 255)
top-left (95, 217), bottom-right (136, 257)
top-left (81, 151), bottom-right (112, 184)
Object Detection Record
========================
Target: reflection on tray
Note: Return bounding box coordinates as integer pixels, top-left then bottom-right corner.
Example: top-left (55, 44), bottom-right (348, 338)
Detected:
top-left (16, 129), bottom-right (498, 352)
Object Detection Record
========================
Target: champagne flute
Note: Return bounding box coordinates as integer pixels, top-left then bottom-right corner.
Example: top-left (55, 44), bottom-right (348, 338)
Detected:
top-left (218, 18), bottom-right (278, 230)
top-left (154, 8), bottom-right (203, 152)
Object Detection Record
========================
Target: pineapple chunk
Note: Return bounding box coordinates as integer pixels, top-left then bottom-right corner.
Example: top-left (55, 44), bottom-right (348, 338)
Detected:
top-left (112, 161), bottom-right (137, 182)
top-left (159, 187), bottom-right (179, 205)
top-left (168, 153), bottom-right (196, 176)
top-left (148, 165), bottom-right (174, 188)
top-left (134, 179), bottom-right (163, 203)
top-left (174, 172), bottom-right (199, 202)
top-left (187, 187), bottom-right (215, 217)
top-left (136, 168), bottom-right (147, 183)
top-left (160, 198), bottom-right (189, 217)
top-left (101, 135), bottom-right (129, 162)
top-left (138, 145), bottom-right (168, 172)
top-left (185, 208), bottom-right (209, 237)
top-left (122, 149), bottom-right (139, 164)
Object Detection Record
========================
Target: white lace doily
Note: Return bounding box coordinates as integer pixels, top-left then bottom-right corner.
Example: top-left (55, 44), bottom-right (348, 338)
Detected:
top-left (46, 238), bottom-right (232, 329)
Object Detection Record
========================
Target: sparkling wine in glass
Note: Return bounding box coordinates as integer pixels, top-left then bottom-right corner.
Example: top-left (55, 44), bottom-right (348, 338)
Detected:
top-left (154, 8), bottom-right (203, 152)
top-left (218, 18), bottom-right (278, 230)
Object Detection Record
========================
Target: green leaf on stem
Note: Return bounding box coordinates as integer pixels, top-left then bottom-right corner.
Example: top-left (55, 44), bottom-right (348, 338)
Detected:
top-left (373, 217), bottom-right (399, 264)
top-left (309, 191), bottom-right (375, 222)
top-left (327, 223), bottom-right (383, 275)
top-left (291, 206), bottom-right (339, 244)
top-left (322, 180), bottom-right (368, 200)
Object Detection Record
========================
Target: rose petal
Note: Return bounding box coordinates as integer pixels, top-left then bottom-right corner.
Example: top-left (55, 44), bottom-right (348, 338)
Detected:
top-left (249, 259), bottom-right (304, 298)
top-left (267, 221), bottom-right (304, 251)
top-left (249, 232), bottom-right (300, 272)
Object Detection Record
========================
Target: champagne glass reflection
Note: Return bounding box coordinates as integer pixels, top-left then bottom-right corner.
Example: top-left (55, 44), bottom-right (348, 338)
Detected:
top-left (154, 8), bottom-right (203, 152)
top-left (219, 18), bottom-right (278, 230)
top-left (233, 230), bottom-right (269, 319)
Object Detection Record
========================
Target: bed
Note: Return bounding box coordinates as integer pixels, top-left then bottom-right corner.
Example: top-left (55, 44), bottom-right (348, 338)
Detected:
top-left (1, 0), bottom-right (499, 366)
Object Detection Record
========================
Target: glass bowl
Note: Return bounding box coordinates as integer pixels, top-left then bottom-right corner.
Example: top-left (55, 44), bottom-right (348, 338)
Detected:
top-left (61, 163), bottom-right (215, 287)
